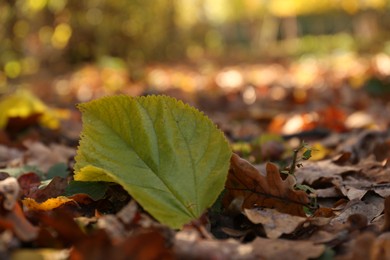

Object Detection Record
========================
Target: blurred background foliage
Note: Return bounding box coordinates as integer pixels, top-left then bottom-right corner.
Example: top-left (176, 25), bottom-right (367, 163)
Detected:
top-left (1, 0), bottom-right (390, 94)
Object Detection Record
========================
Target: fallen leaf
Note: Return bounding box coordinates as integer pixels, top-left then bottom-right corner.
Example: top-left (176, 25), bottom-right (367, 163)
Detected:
top-left (315, 187), bottom-right (341, 198)
top-left (224, 154), bottom-right (310, 216)
top-left (74, 95), bottom-right (232, 229)
top-left (174, 231), bottom-right (255, 259)
top-left (0, 90), bottom-right (60, 130)
top-left (294, 159), bottom-right (358, 186)
top-left (34, 209), bottom-right (88, 246)
top-left (70, 228), bottom-right (174, 260)
top-left (251, 237), bottom-right (325, 260)
top-left (0, 203), bottom-right (38, 242)
top-left (31, 176), bottom-right (68, 203)
top-left (382, 196), bottom-right (390, 232)
top-left (0, 144), bottom-right (24, 165)
top-left (18, 172), bottom-right (41, 198)
top-left (97, 215), bottom-right (128, 242)
top-left (338, 232), bottom-right (390, 260)
top-left (336, 130), bottom-right (390, 162)
top-left (12, 249), bottom-right (69, 260)
top-left (307, 142), bottom-right (331, 161)
top-left (244, 208), bottom-right (307, 239)
top-left (116, 200), bottom-right (139, 225)
top-left (345, 186), bottom-right (368, 201)
top-left (23, 140), bottom-right (75, 173)
top-left (331, 195), bottom-right (384, 225)
top-left (22, 196), bottom-right (74, 211)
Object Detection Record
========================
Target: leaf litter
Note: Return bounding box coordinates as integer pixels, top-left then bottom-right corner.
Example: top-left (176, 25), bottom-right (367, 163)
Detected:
top-left (1, 63), bottom-right (390, 259)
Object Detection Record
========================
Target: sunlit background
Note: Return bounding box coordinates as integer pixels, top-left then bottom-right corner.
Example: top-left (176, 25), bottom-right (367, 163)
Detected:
top-left (1, 0), bottom-right (390, 104)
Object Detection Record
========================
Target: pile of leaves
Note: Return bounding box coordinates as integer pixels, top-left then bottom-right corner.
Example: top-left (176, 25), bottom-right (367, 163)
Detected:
top-left (0, 86), bottom-right (390, 260)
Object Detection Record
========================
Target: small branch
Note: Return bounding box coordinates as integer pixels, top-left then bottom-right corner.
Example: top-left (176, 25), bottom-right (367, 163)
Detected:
top-left (289, 141), bottom-right (305, 176)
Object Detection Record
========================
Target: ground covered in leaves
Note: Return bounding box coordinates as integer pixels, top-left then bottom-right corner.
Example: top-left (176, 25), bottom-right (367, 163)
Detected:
top-left (1, 55), bottom-right (390, 259)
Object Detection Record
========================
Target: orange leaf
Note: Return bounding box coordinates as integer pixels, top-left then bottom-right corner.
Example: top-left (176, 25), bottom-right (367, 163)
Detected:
top-left (223, 153), bottom-right (309, 216)
top-left (22, 196), bottom-right (74, 211)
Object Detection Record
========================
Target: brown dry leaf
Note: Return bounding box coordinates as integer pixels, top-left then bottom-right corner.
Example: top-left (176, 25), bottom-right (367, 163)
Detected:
top-left (224, 153), bottom-right (309, 217)
top-left (97, 215), bottom-right (127, 242)
top-left (23, 140), bottom-right (75, 172)
top-left (31, 176), bottom-right (68, 202)
top-left (118, 229), bottom-right (173, 260)
top-left (32, 209), bottom-right (89, 248)
top-left (174, 230), bottom-right (256, 259)
top-left (244, 208), bottom-right (307, 239)
top-left (0, 144), bottom-right (23, 165)
top-left (332, 152), bottom-right (352, 164)
top-left (356, 157), bottom-right (390, 184)
top-left (344, 186), bottom-right (368, 201)
top-left (331, 195), bottom-right (384, 225)
top-left (18, 173), bottom-right (41, 198)
top-left (0, 177), bottom-right (39, 241)
top-left (337, 232), bottom-right (390, 260)
top-left (336, 130), bottom-right (390, 163)
top-left (70, 228), bottom-right (174, 260)
top-left (252, 237), bottom-right (325, 260)
top-left (0, 203), bottom-right (38, 242)
top-left (324, 156), bottom-right (390, 199)
top-left (294, 159), bottom-right (358, 186)
top-left (308, 214), bottom-right (363, 245)
top-left (315, 187), bottom-right (341, 198)
top-left (382, 196), bottom-right (390, 232)
top-left (116, 200), bottom-right (138, 225)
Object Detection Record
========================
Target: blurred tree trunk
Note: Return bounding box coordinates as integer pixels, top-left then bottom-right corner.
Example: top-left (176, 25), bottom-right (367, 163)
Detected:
top-left (255, 14), bottom-right (279, 52)
top-left (353, 10), bottom-right (379, 42)
top-left (281, 16), bottom-right (298, 40)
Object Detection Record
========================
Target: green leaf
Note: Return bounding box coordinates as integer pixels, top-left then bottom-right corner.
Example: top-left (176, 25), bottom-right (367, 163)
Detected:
top-left (46, 163), bottom-right (69, 179)
top-left (73, 95), bottom-right (231, 228)
top-left (302, 149), bottom-right (312, 160)
top-left (64, 181), bottom-right (109, 201)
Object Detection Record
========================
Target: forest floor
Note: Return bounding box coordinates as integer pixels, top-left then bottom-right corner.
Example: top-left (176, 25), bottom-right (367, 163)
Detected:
top-left (1, 53), bottom-right (390, 259)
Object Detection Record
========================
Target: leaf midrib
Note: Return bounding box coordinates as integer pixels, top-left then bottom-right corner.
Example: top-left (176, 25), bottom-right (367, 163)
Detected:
top-left (166, 104), bottom-right (199, 215)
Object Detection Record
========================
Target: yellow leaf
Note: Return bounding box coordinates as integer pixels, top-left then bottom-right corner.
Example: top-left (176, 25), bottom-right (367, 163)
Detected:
top-left (0, 90), bottom-right (61, 129)
top-left (308, 143), bottom-right (330, 161)
top-left (22, 197), bottom-right (74, 211)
